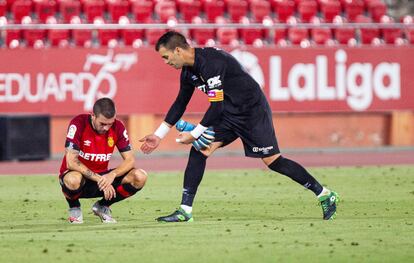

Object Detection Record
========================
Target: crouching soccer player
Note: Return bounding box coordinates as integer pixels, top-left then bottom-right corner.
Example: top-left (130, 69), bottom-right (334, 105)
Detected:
top-left (139, 31), bottom-right (339, 222)
top-left (59, 97), bottom-right (147, 224)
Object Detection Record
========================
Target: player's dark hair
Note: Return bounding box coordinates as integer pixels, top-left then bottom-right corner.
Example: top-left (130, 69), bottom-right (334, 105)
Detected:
top-left (155, 31), bottom-right (190, 52)
top-left (93, 97), bottom-right (116, 118)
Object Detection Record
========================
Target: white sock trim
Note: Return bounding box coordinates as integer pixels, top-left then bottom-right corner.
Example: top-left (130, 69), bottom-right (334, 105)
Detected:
top-left (180, 204), bottom-right (192, 214)
top-left (317, 187), bottom-right (331, 198)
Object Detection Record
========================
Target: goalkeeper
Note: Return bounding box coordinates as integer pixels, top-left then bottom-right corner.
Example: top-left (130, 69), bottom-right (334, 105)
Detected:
top-left (139, 31), bottom-right (339, 222)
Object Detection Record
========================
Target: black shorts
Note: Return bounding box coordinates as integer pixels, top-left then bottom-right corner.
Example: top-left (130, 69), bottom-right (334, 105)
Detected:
top-left (59, 169), bottom-right (129, 199)
top-left (213, 102), bottom-right (280, 158)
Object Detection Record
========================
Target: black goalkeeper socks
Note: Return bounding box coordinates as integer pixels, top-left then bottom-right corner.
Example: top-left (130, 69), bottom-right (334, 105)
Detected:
top-left (268, 156), bottom-right (323, 196)
top-left (181, 147), bottom-right (207, 206)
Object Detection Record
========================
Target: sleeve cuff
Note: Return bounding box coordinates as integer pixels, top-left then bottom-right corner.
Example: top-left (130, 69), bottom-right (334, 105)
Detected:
top-left (154, 122), bottom-right (170, 139)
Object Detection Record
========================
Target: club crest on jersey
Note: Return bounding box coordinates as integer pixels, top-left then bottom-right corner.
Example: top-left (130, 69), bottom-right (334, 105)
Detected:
top-left (108, 137), bottom-right (114, 147)
top-left (83, 140), bottom-right (91, 146)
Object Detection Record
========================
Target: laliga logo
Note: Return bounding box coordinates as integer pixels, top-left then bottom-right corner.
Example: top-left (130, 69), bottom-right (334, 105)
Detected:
top-left (230, 49), bottom-right (265, 88)
top-left (269, 49), bottom-right (401, 111)
top-left (0, 50), bottom-right (137, 111)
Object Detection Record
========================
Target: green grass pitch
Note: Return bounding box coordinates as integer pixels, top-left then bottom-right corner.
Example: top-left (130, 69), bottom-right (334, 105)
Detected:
top-left (0, 166), bottom-right (413, 263)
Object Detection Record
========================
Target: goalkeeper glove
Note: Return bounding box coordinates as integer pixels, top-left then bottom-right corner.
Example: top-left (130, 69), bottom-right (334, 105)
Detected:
top-left (175, 119), bottom-right (215, 151)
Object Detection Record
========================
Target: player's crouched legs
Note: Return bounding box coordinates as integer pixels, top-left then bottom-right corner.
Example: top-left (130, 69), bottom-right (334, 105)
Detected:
top-left (92, 168), bottom-right (148, 223)
top-left (127, 168), bottom-right (148, 189)
top-left (60, 171), bottom-right (84, 224)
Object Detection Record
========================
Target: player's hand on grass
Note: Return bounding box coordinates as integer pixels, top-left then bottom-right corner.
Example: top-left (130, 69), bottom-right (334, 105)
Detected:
top-left (98, 172), bottom-right (116, 191)
top-left (139, 134), bottom-right (161, 154)
top-left (103, 185), bottom-right (116, 200)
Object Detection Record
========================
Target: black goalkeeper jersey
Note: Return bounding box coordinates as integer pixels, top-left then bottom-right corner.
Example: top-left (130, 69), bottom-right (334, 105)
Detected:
top-left (165, 47), bottom-right (268, 127)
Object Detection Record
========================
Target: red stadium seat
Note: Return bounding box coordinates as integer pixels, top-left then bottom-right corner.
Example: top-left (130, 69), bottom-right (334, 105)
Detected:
top-left (48, 29), bottom-right (70, 46)
top-left (240, 28), bottom-right (263, 45)
top-left (83, 0), bottom-right (105, 23)
top-left (367, 0), bottom-right (386, 23)
top-left (227, 0), bottom-right (248, 22)
top-left (60, 0), bottom-right (81, 23)
top-left (216, 28), bottom-right (239, 45)
top-left (250, 0), bottom-right (271, 22)
top-left (190, 16), bottom-right (215, 45)
top-left (334, 27), bottom-right (355, 44)
top-left (269, 0), bottom-right (278, 12)
top-left (98, 29), bottom-right (119, 46)
top-left (310, 16), bottom-right (332, 44)
top-left (203, 0), bottom-right (224, 23)
top-left (34, 0), bottom-right (56, 23)
top-left (273, 19), bottom-right (287, 44)
top-left (178, 0), bottom-right (201, 22)
top-left (146, 28), bottom-right (167, 45)
top-left (239, 17), bottom-right (263, 45)
top-left (122, 29), bottom-right (144, 45)
top-left (192, 28), bottom-right (215, 45)
top-left (380, 16), bottom-right (402, 45)
top-left (155, 1), bottom-right (176, 23)
top-left (344, 0), bottom-right (364, 22)
top-left (298, 0), bottom-right (318, 23)
top-left (73, 30), bottom-right (93, 47)
top-left (131, 0), bottom-right (153, 22)
top-left (405, 29), bottom-right (414, 44)
top-left (107, 0), bottom-right (129, 23)
top-left (356, 15), bottom-right (379, 44)
top-left (5, 29), bottom-right (21, 47)
top-left (11, 0), bottom-right (32, 23)
top-left (288, 27), bottom-right (309, 45)
top-left (0, 0), bottom-right (7, 17)
top-left (24, 29), bottom-right (46, 47)
top-left (275, 0), bottom-right (295, 22)
top-left (402, 15), bottom-right (414, 44)
top-left (119, 16), bottom-right (144, 46)
top-left (312, 27), bottom-right (332, 45)
top-left (320, 0), bottom-right (341, 22)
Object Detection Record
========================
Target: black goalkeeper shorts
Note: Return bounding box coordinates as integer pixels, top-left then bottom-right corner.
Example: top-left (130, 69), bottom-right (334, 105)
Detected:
top-left (213, 102), bottom-right (280, 158)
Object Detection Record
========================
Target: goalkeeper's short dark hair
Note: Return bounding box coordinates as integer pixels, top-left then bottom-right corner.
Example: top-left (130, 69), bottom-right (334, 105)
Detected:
top-left (93, 97), bottom-right (116, 118)
top-left (155, 31), bottom-right (190, 52)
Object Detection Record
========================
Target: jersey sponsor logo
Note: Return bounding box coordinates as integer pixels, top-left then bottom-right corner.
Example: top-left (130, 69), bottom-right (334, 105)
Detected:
top-left (208, 89), bottom-right (224, 102)
top-left (83, 140), bottom-right (91, 146)
top-left (79, 151), bottom-right (112, 162)
top-left (67, 124), bottom-right (77, 139)
top-left (252, 146), bottom-right (274, 154)
top-left (207, 76), bottom-right (222, 89)
top-left (107, 136), bottom-right (114, 147)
